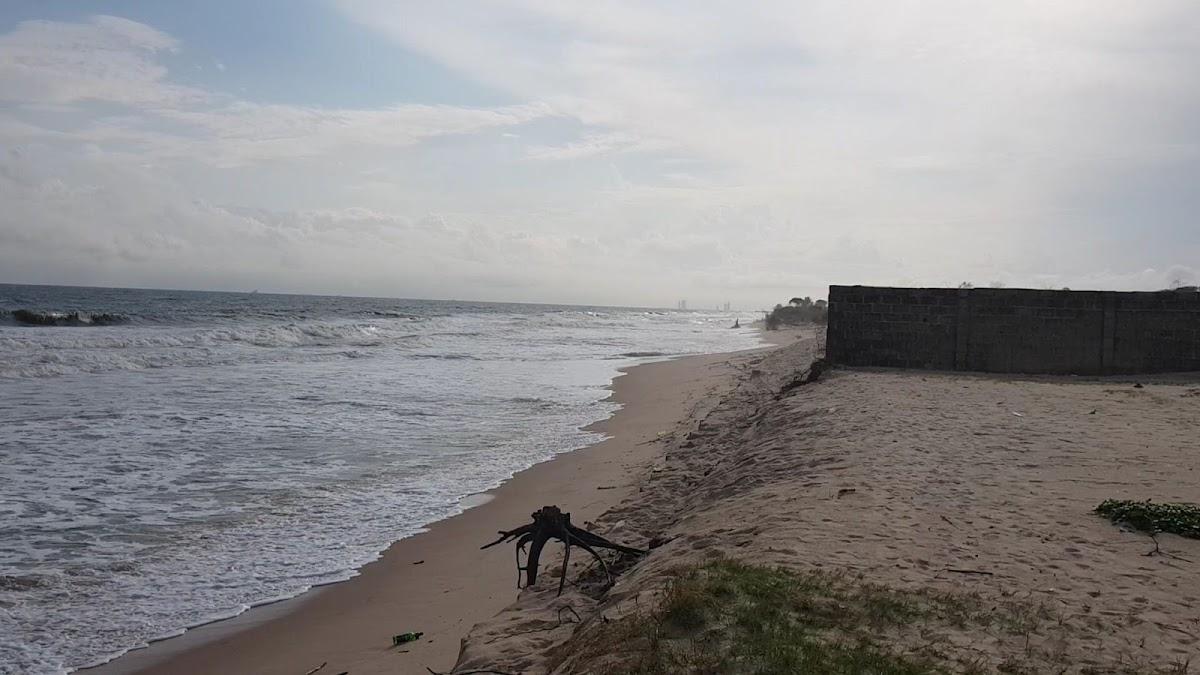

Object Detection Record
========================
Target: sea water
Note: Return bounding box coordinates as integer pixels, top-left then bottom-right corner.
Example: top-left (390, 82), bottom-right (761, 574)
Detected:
top-left (0, 284), bottom-right (762, 674)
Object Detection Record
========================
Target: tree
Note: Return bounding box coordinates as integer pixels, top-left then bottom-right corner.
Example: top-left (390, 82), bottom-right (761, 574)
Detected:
top-left (768, 295), bottom-right (827, 327)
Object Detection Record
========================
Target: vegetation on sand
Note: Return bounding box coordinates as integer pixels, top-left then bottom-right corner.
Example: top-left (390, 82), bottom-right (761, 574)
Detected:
top-left (765, 297), bottom-right (827, 329)
top-left (1095, 499), bottom-right (1200, 539)
top-left (561, 558), bottom-right (1066, 674)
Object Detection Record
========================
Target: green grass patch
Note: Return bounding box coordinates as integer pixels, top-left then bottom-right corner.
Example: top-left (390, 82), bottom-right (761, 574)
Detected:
top-left (561, 559), bottom-right (1056, 674)
top-left (1096, 499), bottom-right (1200, 539)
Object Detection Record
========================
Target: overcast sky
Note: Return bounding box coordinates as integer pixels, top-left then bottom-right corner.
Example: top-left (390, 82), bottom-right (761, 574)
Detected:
top-left (1, 1), bottom-right (1198, 307)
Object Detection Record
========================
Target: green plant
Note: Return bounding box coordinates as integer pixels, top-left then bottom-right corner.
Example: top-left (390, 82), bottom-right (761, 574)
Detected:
top-left (560, 559), bottom-right (1062, 675)
top-left (1095, 499), bottom-right (1200, 539)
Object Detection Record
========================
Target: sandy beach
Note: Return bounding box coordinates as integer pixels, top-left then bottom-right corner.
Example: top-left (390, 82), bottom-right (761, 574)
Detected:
top-left (9, 2), bottom-right (1200, 671)
top-left (86, 335), bottom-right (799, 675)
top-left (448, 335), bottom-right (1200, 673)
top-left (86, 326), bottom-right (1200, 674)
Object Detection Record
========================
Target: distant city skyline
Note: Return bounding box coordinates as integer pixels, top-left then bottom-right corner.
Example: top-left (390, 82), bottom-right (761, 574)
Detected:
top-left (2, 1), bottom-right (1199, 307)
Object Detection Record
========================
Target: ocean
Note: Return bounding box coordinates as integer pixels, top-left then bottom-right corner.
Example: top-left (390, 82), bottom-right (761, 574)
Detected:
top-left (0, 284), bottom-right (762, 674)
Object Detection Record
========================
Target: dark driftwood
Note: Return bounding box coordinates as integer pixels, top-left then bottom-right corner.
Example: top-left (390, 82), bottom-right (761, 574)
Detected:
top-left (775, 358), bottom-right (829, 399)
top-left (481, 505), bottom-right (645, 595)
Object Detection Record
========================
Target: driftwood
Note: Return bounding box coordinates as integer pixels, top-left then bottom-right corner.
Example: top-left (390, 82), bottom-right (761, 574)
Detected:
top-left (481, 505), bottom-right (645, 595)
top-left (775, 358), bottom-right (829, 399)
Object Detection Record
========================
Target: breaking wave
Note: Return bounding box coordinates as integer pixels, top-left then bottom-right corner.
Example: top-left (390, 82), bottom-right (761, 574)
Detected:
top-left (0, 284), bottom-right (767, 674)
top-left (1, 309), bottom-right (131, 327)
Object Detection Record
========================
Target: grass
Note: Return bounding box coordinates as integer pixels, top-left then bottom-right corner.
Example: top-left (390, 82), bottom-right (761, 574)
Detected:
top-left (1096, 499), bottom-right (1200, 539)
top-left (557, 559), bottom-right (1059, 674)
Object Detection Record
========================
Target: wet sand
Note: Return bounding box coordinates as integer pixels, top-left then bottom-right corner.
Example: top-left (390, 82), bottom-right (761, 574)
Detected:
top-left (87, 344), bottom-right (778, 675)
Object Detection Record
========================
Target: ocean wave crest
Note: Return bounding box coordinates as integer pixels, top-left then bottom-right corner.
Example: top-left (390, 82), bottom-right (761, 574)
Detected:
top-left (2, 309), bottom-right (132, 327)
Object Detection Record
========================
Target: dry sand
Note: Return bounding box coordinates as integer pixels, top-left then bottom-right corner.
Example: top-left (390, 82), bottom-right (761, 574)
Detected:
top-left (87, 346), bottom-right (767, 675)
top-left (454, 337), bottom-right (1200, 674)
top-left (91, 327), bottom-right (1200, 674)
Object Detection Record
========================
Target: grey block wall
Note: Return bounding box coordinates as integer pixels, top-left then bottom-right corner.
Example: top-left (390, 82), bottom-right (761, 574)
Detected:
top-left (826, 285), bottom-right (1200, 375)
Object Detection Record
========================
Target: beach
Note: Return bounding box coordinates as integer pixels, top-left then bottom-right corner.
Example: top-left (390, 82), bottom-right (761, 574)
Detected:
top-left (1, 285), bottom-right (769, 674)
top-left (7, 2), bottom-right (1199, 672)
top-left (86, 332), bottom-right (803, 675)
top-left (453, 335), bottom-right (1200, 673)
top-left (86, 325), bottom-right (1200, 673)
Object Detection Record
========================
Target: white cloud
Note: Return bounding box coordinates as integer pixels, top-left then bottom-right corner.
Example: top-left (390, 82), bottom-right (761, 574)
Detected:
top-left (328, 0), bottom-right (1200, 299)
top-left (0, 16), bottom-right (557, 168)
top-left (0, 147), bottom-right (662, 302)
top-left (2, 6), bottom-right (1200, 305)
top-left (0, 15), bottom-right (206, 106)
top-left (149, 101), bottom-right (555, 167)
top-left (524, 131), bottom-right (667, 161)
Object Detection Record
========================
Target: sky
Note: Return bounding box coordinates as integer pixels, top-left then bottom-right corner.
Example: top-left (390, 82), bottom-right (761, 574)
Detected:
top-left (1, 1), bottom-right (1199, 307)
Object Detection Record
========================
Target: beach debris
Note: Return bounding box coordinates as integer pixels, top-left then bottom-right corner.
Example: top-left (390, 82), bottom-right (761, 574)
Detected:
top-left (413, 559), bottom-right (425, 565)
top-left (775, 358), bottom-right (828, 399)
top-left (837, 488), bottom-right (856, 498)
top-left (303, 662), bottom-right (327, 675)
top-left (941, 568), bottom-right (994, 576)
top-left (393, 631), bottom-right (424, 646)
top-left (647, 534), bottom-right (675, 549)
top-left (1143, 534), bottom-right (1193, 562)
top-left (482, 505), bottom-right (646, 596)
top-left (1134, 382), bottom-right (1144, 389)
top-left (1011, 411), bottom-right (1025, 417)
top-left (424, 662), bottom-right (518, 667)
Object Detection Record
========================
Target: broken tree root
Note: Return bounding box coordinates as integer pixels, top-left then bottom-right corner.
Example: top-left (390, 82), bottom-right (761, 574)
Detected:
top-left (1144, 533), bottom-right (1194, 562)
top-left (775, 358), bottom-right (829, 399)
top-left (482, 505), bottom-right (646, 595)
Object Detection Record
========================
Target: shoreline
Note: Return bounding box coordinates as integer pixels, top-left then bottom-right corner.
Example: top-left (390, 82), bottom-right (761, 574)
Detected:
top-left (84, 338), bottom-right (792, 675)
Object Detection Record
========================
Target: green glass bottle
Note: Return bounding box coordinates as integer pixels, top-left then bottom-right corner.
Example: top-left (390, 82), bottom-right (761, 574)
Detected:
top-left (392, 631), bottom-right (424, 646)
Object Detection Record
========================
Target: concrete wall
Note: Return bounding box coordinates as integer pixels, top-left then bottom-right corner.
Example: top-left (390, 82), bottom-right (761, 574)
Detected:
top-left (826, 285), bottom-right (1200, 375)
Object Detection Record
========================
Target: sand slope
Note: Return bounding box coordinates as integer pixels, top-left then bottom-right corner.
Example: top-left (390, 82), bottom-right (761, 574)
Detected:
top-left (456, 336), bottom-right (1200, 673)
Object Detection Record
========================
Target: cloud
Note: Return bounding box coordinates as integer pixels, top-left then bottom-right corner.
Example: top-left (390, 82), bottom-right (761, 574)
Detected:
top-left (325, 0), bottom-right (1200, 299)
top-left (0, 16), bottom-right (557, 168)
top-left (524, 131), bottom-right (667, 161)
top-left (8, 103), bottom-right (557, 170)
top-left (150, 101), bottom-right (555, 167)
top-left (0, 146), bottom-right (634, 302)
top-left (0, 15), bottom-right (206, 106)
top-left (2, 6), bottom-right (1200, 305)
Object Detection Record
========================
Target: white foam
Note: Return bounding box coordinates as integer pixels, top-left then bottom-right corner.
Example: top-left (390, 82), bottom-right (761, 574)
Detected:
top-left (0, 301), bottom-right (764, 673)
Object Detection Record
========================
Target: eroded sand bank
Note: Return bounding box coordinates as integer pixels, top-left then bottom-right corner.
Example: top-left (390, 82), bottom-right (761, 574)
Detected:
top-left (456, 336), bottom-right (1200, 673)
